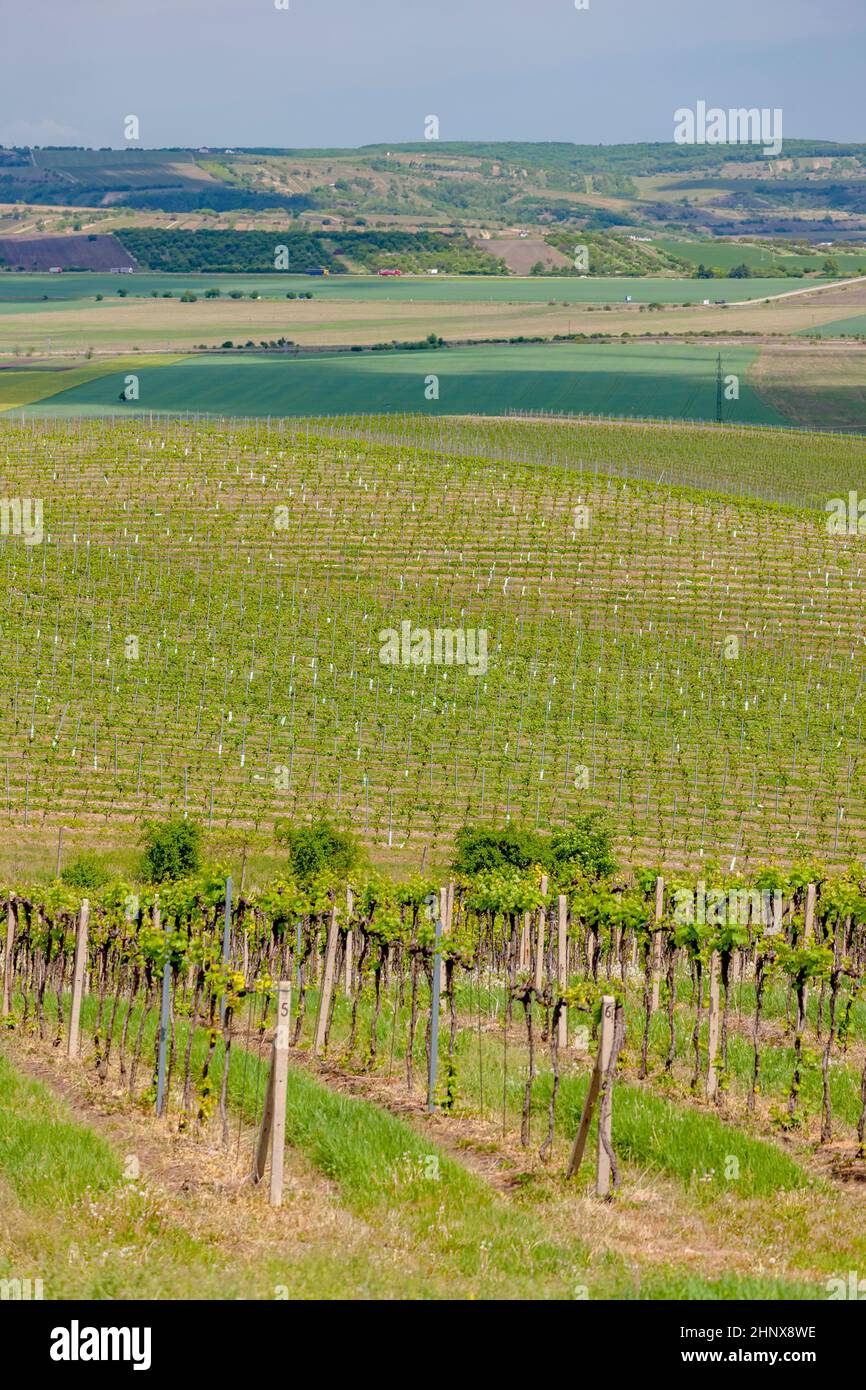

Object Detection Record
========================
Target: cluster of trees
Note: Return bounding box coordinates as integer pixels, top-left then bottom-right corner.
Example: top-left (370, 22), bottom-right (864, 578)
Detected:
top-left (693, 260), bottom-right (848, 279)
top-left (541, 231), bottom-right (686, 277)
top-left (326, 229), bottom-right (505, 274)
top-left (696, 262), bottom-right (753, 279)
top-left (114, 227), bottom-right (505, 276)
top-left (451, 815), bottom-right (616, 880)
top-left (116, 228), bottom-right (341, 274)
top-left (366, 332), bottom-right (445, 352)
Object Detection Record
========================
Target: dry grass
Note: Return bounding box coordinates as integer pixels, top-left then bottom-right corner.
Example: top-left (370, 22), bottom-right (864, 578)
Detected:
top-left (0, 287), bottom-right (859, 355)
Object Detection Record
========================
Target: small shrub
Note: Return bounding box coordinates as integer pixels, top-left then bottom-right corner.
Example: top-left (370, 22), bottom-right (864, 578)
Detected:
top-left (274, 816), bottom-right (360, 883)
top-left (141, 818), bottom-right (203, 882)
top-left (451, 824), bottom-right (548, 875)
top-left (60, 851), bottom-right (111, 890)
top-left (550, 813), bottom-right (617, 880)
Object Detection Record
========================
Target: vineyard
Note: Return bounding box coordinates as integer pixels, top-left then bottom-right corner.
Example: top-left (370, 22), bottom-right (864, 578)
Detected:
top-left (7, 0), bottom-right (866, 1327)
top-left (1, 412), bottom-right (866, 874)
top-left (2, 855), bottom-right (866, 1299)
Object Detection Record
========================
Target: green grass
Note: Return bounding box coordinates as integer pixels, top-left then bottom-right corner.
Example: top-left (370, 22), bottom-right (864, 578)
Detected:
top-left (0, 999), bottom-right (833, 1299)
top-left (60, 980), bottom-right (810, 1206)
top-left (654, 237), bottom-right (866, 276)
top-left (19, 343), bottom-right (786, 424)
top-left (0, 1041), bottom-right (583, 1299)
top-left (0, 1042), bottom-right (497, 1299)
top-left (800, 313), bottom-right (866, 338)
top-left (296, 980), bottom-right (814, 1200)
top-left (640, 990), bottom-right (866, 1135)
top-left (0, 270), bottom-right (814, 306)
top-left (0, 1052), bottom-right (120, 1206)
top-left (0, 354), bottom-right (187, 410)
top-left (0, 1050), bottom-right (238, 1298)
top-left (556, 1068), bottom-right (808, 1197)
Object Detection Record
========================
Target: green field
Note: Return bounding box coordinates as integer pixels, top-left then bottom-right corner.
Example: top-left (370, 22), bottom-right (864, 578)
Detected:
top-left (0, 270), bottom-right (816, 306)
top-left (16, 343), bottom-right (785, 424)
top-left (654, 236), bottom-right (866, 275)
top-left (800, 312), bottom-right (866, 338)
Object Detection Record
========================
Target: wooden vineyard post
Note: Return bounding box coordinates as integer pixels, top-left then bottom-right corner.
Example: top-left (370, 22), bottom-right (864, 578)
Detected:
top-left (651, 876), bottom-right (664, 1011)
top-left (802, 882), bottom-right (816, 1012)
top-left (314, 903), bottom-right (339, 1056)
top-left (438, 884), bottom-right (452, 993)
top-left (706, 951), bottom-right (720, 1102)
top-left (804, 882), bottom-right (816, 941)
top-left (773, 889), bottom-right (783, 938)
top-left (594, 996), bottom-right (616, 1197)
top-left (269, 981), bottom-right (291, 1207)
top-left (519, 911), bottom-right (531, 973)
top-left (556, 894), bottom-right (568, 1050)
top-left (67, 898), bottom-right (90, 1059)
top-left (253, 981), bottom-right (291, 1208)
top-left (1, 895), bottom-right (16, 1018)
top-left (567, 994), bottom-right (615, 1185)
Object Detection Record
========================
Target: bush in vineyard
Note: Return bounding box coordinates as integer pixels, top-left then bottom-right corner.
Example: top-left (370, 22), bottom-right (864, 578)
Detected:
top-left (274, 816), bottom-right (362, 885)
top-left (60, 851), bottom-right (112, 891)
top-left (141, 819), bottom-right (204, 883)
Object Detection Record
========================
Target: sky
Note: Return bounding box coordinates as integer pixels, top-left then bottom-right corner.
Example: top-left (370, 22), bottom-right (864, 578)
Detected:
top-left (0, 0), bottom-right (864, 149)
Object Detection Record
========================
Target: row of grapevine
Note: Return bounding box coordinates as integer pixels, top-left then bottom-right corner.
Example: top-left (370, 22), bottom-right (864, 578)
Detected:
top-left (3, 862), bottom-right (866, 1181)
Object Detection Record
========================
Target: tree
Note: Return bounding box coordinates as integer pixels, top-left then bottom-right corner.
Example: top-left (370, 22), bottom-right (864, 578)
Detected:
top-left (141, 818), bottom-right (203, 882)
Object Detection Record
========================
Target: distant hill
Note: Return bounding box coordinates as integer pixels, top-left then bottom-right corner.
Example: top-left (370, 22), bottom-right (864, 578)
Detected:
top-left (2, 142), bottom-right (866, 238)
top-left (0, 147), bottom-right (315, 212)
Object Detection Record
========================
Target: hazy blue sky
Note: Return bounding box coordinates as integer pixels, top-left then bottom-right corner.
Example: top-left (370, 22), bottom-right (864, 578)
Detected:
top-left (1, 0), bottom-right (863, 148)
